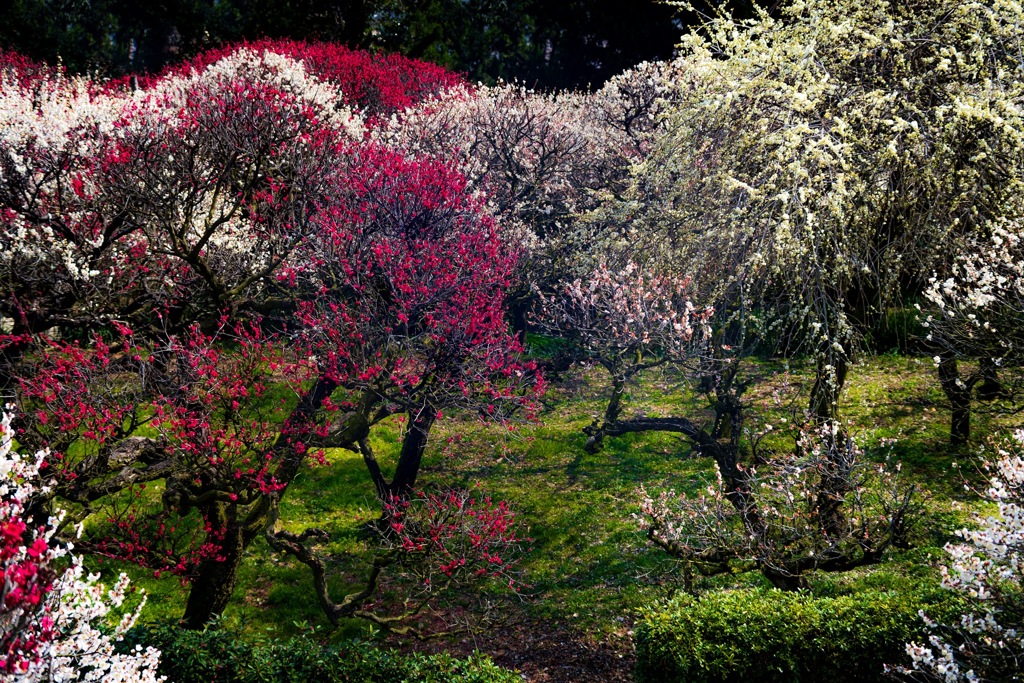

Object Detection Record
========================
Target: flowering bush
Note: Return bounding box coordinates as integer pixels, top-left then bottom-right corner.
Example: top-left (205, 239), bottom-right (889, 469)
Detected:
top-left (379, 488), bottom-right (529, 598)
top-left (637, 422), bottom-right (916, 589)
top-left (897, 431), bottom-right (1024, 682)
top-left (0, 411), bottom-right (162, 681)
top-left (265, 487), bottom-right (530, 636)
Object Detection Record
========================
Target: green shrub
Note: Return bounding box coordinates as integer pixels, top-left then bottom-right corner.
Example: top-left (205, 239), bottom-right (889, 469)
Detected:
top-left (121, 623), bottom-right (519, 683)
top-left (634, 587), bottom-right (965, 683)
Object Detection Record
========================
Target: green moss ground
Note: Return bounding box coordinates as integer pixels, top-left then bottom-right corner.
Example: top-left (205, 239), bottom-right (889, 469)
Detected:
top-left (93, 354), bottom-right (1019, 648)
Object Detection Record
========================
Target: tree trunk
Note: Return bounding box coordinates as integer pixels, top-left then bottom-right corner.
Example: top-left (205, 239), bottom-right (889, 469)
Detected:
top-left (976, 357), bottom-right (1004, 402)
top-left (507, 287), bottom-right (532, 342)
top-left (180, 519), bottom-right (245, 629)
top-left (810, 354), bottom-right (849, 422)
top-left (389, 409), bottom-right (437, 496)
top-left (178, 380), bottom-right (370, 628)
top-left (938, 357), bottom-right (971, 445)
top-left (358, 438), bottom-right (390, 500)
top-left (809, 350), bottom-right (854, 536)
top-left (584, 375), bottom-right (625, 453)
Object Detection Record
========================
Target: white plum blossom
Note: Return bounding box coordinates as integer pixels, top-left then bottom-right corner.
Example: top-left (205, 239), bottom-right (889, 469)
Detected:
top-left (898, 431), bottom-right (1024, 681)
top-left (925, 220), bottom-right (1024, 366)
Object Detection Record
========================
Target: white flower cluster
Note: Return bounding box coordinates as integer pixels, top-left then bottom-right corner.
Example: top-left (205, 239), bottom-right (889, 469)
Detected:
top-left (0, 68), bottom-right (123, 156)
top-left (0, 411), bottom-right (163, 682)
top-left (924, 219), bottom-right (1024, 365)
top-left (141, 48), bottom-right (364, 140)
top-left (0, 65), bottom-right (127, 286)
top-left (900, 430), bottom-right (1024, 682)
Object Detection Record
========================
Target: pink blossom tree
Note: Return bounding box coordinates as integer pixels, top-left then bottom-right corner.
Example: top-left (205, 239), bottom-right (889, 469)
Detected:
top-left (294, 142), bottom-right (542, 498)
top-left (535, 260), bottom-right (711, 452)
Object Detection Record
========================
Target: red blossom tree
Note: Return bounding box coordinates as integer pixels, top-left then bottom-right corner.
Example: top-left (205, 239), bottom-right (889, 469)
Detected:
top-left (294, 142), bottom-right (541, 498)
top-left (1, 43), bottom-right (538, 630)
top-left (124, 39), bottom-right (465, 123)
top-left (266, 486), bottom-right (530, 636)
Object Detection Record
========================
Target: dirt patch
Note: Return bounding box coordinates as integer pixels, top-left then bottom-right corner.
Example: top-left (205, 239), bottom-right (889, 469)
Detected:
top-left (395, 617), bottom-right (635, 683)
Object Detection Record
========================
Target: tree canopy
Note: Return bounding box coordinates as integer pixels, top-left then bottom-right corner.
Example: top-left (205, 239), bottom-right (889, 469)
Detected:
top-left (0, 0), bottom-right (762, 89)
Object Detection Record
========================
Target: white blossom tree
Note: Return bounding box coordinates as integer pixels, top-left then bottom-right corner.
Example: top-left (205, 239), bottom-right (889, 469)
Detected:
top-left (922, 219), bottom-right (1024, 444)
top-left (619, 0), bottom-right (1024, 422)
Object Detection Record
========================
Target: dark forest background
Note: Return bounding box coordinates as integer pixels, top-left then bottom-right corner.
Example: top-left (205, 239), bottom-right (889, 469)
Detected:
top-left (0, 0), bottom-right (765, 89)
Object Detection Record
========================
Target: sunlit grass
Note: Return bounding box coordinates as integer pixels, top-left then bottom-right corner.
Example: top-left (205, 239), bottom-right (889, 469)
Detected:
top-left (87, 353), bottom-right (1021, 643)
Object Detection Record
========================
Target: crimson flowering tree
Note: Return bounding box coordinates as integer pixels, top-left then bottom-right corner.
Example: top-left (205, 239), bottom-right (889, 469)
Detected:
top-left (266, 486), bottom-right (530, 636)
top-left (11, 321), bottom-right (356, 629)
top-left (294, 143), bottom-right (541, 498)
top-left (0, 47), bottom-right (367, 626)
top-left (1, 44), bottom-right (538, 630)
top-left (135, 39), bottom-right (465, 123)
top-left (263, 40), bottom-right (465, 122)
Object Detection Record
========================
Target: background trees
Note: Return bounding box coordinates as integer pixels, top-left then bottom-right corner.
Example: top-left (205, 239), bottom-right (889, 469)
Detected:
top-left (0, 0), bottom-right (764, 89)
top-left (2, 0), bottom-right (1024, 677)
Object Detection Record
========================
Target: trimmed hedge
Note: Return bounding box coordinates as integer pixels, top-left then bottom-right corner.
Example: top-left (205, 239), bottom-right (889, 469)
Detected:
top-left (634, 587), bottom-right (964, 683)
top-left (121, 623), bottom-right (519, 683)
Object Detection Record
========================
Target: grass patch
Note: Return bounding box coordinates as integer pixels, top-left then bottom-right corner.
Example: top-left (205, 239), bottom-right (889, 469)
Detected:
top-left (85, 354), bottom-right (1017, 652)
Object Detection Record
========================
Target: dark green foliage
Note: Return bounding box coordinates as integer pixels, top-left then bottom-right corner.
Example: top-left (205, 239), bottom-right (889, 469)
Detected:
top-left (0, 0), bottom-right (241, 75)
top-left (634, 587), bottom-right (966, 683)
top-left (0, 0), bottom-right (770, 88)
top-left (121, 622), bottom-right (519, 683)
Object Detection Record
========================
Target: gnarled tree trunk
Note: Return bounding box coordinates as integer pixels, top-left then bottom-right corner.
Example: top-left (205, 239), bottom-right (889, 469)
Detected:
top-left (178, 379), bottom-right (373, 628)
